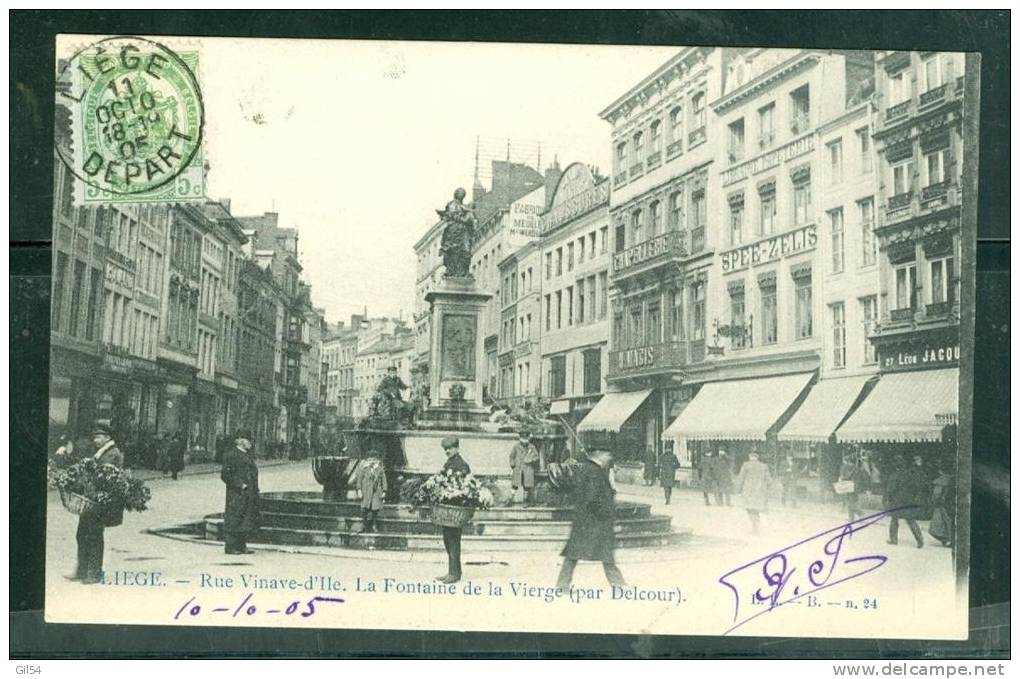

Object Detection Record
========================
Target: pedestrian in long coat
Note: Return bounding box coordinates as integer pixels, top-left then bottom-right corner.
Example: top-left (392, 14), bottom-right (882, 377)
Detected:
top-left (221, 429), bottom-right (260, 554)
top-left (838, 454), bottom-right (870, 522)
top-left (167, 431), bottom-right (186, 481)
top-left (715, 449), bottom-right (735, 506)
top-left (642, 446), bottom-right (657, 486)
top-left (60, 424), bottom-right (125, 584)
top-left (736, 451), bottom-right (772, 535)
top-left (698, 450), bottom-right (717, 506)
top-left (658, 449), bottom-right (681, 505)
top-left (356, 456), bottom-right (387, 533)
top-left (557, 451), bottom-right (626, 589)
top-left (885, 455), bottom-right (926, 548)
top-left (928, 461), bottom-right (956, 547)
top-left (778, 454), bottom-right (802, 508)
top-left (509, 430), bottom-right (540, 506)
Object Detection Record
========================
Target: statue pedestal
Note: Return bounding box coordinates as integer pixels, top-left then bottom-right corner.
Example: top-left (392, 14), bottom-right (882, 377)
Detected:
top-left (423, 277), bottom-right (492, 428)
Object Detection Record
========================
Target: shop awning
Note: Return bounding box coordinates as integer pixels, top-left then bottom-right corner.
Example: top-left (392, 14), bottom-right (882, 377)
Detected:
top-left (835, 368), bottom-right (959, 443)
top-left (549, 399), bottom-right (571, 415)
top-left (777, 375), bottom-right (873, 442)
top-left (661, 373), bottom-right (814, 441)
top-left (577, 389), bottom-right (652, 432)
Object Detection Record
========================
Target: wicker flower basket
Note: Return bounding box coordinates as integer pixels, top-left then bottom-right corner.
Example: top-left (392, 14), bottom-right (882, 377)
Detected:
top-left (59, 488), bottom-right (124, 527)
top-left (430, 504), bottom-right (475, 528)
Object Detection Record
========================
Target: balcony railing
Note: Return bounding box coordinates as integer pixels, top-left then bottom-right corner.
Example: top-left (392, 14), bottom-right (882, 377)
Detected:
top-left (646, 150), bottom-right (662, 169)
top-left (688, 127), bottom-right (706, 146)
top-left (919, 83), bottom-right (948, 108)
top-left (666, 140), bottom-right (683, 160)
top-left (926, 301), bottom-right (952, 317)
top-left (629, 162), bottom-right (644, 178)
top-left (885, 100), bottom-right (910, 122)
top-left (613, 171), bottom-right (628, 188)
top-left (608, 340), bottom-right (691, 378)
top-left (890, 307), bottom-right (915, 323)
top-left (611, 230), bottom-right (687, 276)
top-left (887, 191), bottom-right (913, 211)
top-left (921, 181), bottom-right (950, 202)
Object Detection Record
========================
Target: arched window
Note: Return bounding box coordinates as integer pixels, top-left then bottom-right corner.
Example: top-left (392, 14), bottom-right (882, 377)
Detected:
top-left (632, 131), bottom-right (644, 163)
top-left (649, 120), bottom-right (662, 156)
top-left (669, 191), bottom-right (684, 230)
top-left (631, 208), bottom-right (644, 244)
top-left (649, 200), bottom-right (661, 236)
top-left (692, 93), bottom-right (706, 131)
top-left (670, 106), bottom-right (683, 144)
top-left (615, 141), bottom-right (628, 173)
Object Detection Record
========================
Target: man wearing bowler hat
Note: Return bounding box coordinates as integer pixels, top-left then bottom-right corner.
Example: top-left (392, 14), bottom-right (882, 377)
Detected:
top-left (437, 436), bottom-right (471, 583)
top-left (221, 428), bottom-right (260, 554)
top-left (67, 423), bottom-right (124, 583)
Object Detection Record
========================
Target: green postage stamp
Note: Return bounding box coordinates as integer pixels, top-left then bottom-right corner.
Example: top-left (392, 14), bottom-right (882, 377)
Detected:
top-left (55, 35), bottom-right (206, 205)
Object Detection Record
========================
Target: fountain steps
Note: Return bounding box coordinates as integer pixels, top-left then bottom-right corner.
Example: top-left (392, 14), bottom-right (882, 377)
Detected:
top-left (220, 510), bottom-right (673, 537)
top-left (202, 517), bottom-right (690, 552)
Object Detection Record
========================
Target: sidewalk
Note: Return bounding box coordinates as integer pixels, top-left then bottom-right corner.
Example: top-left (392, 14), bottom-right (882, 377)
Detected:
top-left (126, 457), bottom-right (298, 482)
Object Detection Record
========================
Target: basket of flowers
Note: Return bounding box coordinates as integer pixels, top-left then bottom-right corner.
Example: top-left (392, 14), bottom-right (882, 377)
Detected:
top-left (414, 469), bottom-right (494, 528)
top-left (48, 458), bottom-right (151, 527)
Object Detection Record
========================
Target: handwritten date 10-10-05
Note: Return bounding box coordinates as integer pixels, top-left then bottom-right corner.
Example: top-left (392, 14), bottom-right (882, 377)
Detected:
top-left (173, 592), bottom-right (344, 621)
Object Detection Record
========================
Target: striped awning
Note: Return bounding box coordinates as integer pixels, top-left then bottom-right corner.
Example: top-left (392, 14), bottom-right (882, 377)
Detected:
top-left (661, 373), bottom-right (814, 441)
top-left (777, 375), bottom-right (873, 442)
top-left (577, 389), bottom-right (652, 432)
top-left (835, 368), bottom-right (959, 443)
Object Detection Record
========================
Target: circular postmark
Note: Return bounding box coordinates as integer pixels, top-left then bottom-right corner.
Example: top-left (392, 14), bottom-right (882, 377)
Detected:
top-left (55, 35), bottom-right (204, 196)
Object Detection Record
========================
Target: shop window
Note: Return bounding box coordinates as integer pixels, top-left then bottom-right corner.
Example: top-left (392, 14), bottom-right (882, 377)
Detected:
top-left (549, 355), bottom-right (567, 398)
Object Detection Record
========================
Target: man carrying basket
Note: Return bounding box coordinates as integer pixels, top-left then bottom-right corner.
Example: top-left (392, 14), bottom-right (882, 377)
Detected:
top-left (57, 424), bottom-right (124, 584)
top-left (436, 436), bottom-right (471, 584)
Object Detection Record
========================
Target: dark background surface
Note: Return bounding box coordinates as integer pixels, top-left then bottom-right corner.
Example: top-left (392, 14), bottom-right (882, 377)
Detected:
top-left (10, 9), bottom-right (1009, 659)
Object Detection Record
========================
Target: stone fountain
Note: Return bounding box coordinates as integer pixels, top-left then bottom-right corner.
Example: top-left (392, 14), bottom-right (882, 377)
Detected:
top-left (198, 189), bottom-right (689, 553)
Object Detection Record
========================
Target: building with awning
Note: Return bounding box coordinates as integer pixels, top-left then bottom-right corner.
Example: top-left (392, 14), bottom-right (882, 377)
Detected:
top-left (577, 388), bottom-right (653, 432)
top-left (836, 368), bottom-right (959, 443)
top-left (661, 373), bottom-right (814, 441)
top-left (777, 375), bottom-right (874, 443)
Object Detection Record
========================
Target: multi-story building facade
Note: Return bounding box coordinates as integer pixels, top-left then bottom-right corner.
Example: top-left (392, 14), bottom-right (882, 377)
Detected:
top-left (835, 51), bottom-right (966, 468)
top-left (49, 144), bottom-right (111, 448)
top-left (237, 257), bottom-right (279, 447)
top-left (204, 200), bottom-right (247, 444)
top-left (590, 47), bottom-right (727, 461)
top-left (535, 163), bottom-right (612, 449)
top-left (159, 204), bottom-right (203, 447)
top-left (495, 239), bottom-right (542, 408)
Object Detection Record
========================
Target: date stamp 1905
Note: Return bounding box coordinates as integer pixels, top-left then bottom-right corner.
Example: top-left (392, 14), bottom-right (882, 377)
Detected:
top-left (55, 35), bottom-right (206, 205)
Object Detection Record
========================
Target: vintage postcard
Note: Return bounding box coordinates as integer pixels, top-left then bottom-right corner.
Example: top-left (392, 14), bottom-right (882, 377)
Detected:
top-left (45, 34), bottom-right (973, 640)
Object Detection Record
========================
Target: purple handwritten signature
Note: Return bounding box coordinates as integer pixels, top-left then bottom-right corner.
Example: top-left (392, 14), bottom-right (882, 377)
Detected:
top-left (173, 592), bottom-right (344, 621)
top-left (719, 506), bottom-right (916, 635)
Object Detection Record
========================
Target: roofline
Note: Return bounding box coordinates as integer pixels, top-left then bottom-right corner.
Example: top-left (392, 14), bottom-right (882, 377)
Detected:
top-left (599, 47), bottom-right (698, 120)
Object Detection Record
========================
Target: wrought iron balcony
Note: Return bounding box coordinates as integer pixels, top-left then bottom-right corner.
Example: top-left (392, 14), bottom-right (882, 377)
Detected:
top-left (611, 230), bottom-right (687, 278)
top-left (885, 100), bottom-right (910, 122)
top-left (608, 340), bottom-right (690, 379)
top-left (921, 181), bottom-right (950, 202)
top-left (919, 83), bottom-right (948, 108)
top-left (890, 307), bottom-right (915, 323)
top-left (887, 191), bottom-right (913, 212)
